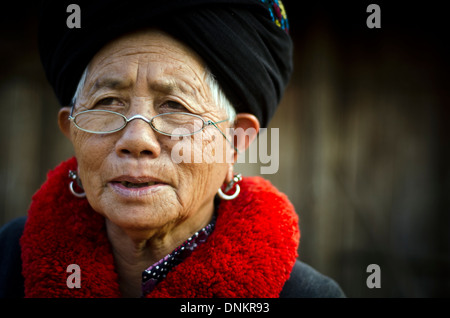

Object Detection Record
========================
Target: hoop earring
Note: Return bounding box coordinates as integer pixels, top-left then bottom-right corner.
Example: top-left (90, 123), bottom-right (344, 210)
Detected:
top-left (217, 173), bottom-right (242, 201)
top-left (69, 170), bottom-right (86, 198)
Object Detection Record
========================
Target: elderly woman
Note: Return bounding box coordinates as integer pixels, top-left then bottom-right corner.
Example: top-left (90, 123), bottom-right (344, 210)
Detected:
top-left (0, 0), bottom-right (344, 298)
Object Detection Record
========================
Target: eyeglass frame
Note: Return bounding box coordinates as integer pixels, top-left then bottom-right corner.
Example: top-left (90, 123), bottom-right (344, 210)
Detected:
top-left (68, 106), bottom-right (239, 153)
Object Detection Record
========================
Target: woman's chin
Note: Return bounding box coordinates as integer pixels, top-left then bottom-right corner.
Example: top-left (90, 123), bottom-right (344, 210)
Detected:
top-left (96, 194), bottom-right (179, 235)
top-left (105, 209), bottom-right (176, 235)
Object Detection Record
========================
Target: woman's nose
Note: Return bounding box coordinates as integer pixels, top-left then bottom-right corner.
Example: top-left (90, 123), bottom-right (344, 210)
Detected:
top-left (114, 118), bottom-right (161, 158)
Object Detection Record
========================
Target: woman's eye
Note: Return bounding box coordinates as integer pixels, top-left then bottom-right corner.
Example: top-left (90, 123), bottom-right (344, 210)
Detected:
top-left (92, 97), bottom-right (125, 110)
top-left (96, 97), bottom-right (122, 106)
top-left (161, 101), bottom-right (188, 112)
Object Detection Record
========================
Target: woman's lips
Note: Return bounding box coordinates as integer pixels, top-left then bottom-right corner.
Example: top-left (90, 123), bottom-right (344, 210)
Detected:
top-left (108, 176), bottom-right (168, 198)
top-left (114, 180), bottom-right (158, 188)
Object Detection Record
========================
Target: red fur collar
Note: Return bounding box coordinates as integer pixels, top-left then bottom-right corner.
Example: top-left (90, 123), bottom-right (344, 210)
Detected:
top-left (20, 157), bottom-right (300, 297)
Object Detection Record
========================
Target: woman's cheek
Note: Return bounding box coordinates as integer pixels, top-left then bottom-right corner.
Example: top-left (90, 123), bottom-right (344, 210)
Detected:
top-left (73, 131), bottom-right (113, 166)
top-left (72, 133), bottom-right (113, 199)
top-left (176, 162), bottom-right (225, 214)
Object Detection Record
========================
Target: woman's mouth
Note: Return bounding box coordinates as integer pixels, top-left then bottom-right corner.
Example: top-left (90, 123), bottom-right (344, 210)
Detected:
top-left (117, 181), bottom-right (158, 188)
top-left (108, 176), bottom-right (168, 198)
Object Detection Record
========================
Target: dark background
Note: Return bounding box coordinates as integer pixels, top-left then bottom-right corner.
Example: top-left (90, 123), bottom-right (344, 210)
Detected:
top-left (0, 1), bottom-right (448, 297)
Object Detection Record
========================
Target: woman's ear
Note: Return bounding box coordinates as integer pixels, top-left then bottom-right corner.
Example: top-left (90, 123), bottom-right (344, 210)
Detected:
top-left (58, 107), bottom-right (72, 140)
top-left (232, 113), bottom-right (260, 162)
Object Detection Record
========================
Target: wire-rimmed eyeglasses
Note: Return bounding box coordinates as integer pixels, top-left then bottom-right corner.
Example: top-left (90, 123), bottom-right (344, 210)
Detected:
top-left (68, 107), bottom-right (238, 152)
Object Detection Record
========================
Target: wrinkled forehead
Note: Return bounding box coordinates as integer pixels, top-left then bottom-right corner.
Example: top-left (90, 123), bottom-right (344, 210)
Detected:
top-left (91, 29), bottom-right (204, 68)
top-left (86, 28), bottom-right (207, 85)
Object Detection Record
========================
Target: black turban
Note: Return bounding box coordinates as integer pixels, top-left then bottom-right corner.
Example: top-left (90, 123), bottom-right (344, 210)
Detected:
top-left (38, 0), bottom-right (293, 127)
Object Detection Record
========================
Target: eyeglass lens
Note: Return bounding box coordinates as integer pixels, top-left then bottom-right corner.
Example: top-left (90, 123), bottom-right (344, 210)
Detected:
top-left (74, 111), bottom-right (205, 136)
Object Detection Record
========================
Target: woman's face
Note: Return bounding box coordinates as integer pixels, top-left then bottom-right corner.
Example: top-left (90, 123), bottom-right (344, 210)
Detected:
top-left (62, 29), bottom-right (233, 236)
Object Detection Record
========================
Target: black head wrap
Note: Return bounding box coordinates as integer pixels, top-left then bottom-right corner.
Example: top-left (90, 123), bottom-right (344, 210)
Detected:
top-left (38, 0), bottom-right (293, 127)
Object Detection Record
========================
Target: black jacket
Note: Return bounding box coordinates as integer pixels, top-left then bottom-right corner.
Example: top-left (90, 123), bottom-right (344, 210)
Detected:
top-left (0, 216), bottom-right (345, 298)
